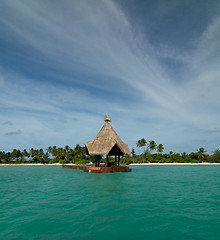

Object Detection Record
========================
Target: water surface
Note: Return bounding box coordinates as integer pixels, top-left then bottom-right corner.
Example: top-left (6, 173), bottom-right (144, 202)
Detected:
top-left (0, 165), bottom-right (219, 240)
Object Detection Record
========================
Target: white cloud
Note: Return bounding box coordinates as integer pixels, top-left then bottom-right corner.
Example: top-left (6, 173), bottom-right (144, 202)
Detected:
top-left (0, 0), bottom-right (220, 153)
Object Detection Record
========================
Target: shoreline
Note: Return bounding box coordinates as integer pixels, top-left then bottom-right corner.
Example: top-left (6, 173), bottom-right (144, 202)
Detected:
top-left (0, 163), bottom-right (220, 166)
top-left (129, 163), bottom-right (220, 165)
top-left (0, 163), bottom-right (62, 166)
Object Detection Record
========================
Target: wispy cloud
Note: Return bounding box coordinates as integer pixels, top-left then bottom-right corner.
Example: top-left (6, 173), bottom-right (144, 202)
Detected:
top-left (5, 130), bottom-right (22, 136)
top-left (2, 121), bottom-right (13, 126)
top-left (0, 0), bottom-right (220, 153)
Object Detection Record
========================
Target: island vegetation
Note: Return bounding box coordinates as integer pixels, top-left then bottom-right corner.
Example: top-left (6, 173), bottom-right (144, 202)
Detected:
top-left (0, 139), bottom-right (219, 164)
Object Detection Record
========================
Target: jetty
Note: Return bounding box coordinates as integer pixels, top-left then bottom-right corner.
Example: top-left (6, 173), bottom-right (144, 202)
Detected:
top-left (63, 164), bottom-right (131, 173)
top-left (63, 114), bottom-right (131, 173)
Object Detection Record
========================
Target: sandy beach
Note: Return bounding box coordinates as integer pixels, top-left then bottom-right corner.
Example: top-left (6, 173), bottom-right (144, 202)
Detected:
top-left (0, 163), bottom-right (62, 166)
top-left (130, 163), bottom-right (220, 165)
top-left (1, 163), bottom-right (219, 166)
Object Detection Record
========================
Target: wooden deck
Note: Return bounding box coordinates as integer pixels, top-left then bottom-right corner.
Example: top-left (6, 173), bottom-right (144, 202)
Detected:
top-left (63, 164), bottom-right (131, 173)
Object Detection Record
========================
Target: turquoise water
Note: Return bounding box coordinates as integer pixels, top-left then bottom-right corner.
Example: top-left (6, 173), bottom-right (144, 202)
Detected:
top-left (0, 165), bottom-right (220, 240)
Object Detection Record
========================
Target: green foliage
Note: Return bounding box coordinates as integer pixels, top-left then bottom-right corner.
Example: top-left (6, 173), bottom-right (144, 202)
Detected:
top-left (73, 159), bottom-right (90, 164)
top-left (208, 149), bottom-right (220, 163)
top-left (136, 138), bottom-right (147, 154)
top-left (149, 140), bottom-right (157, 153)
top-left (0, 144), bottom-right (87, 164)
top-left (157, 144), bottom-right (164, 153)
top-left (131, 148), bottom-right (136, 157)
top-left (0, 144), bottom-right (219, 164)
top-left (196, 148), bottom-right (207, 161)
top-left (121, 155), bottom-right (134, 165)
top-left (59, 159), bottom-right (70, 164)
top-left (49, 159), bottom-right (59, 164)
top-left (128, 146), bottom-right (220, 164)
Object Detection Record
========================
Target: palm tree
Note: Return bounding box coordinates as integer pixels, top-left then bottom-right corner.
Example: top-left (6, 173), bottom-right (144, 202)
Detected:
top-left (50, 146), bottom-right (58, 159)
top-left (47, 146), bottom-right (52, 153)
top-left (38, 149), bottom-right (44, 163)
top-left (209, 149), bottom-right (220, 163)
top-left (181, 152), bottom-right (187, 158)
top-left (213, 149), bottom-right (220, 154)
top-left (29, 148), bottom-right (35, 159)
top-left (131, 148), bottom-right (136, 157)
top-left (22, 149), bottom-right (29, 162)
top-left (0, 151), bottom-right (3, 163)
top-left (149, 140), bottom-right (157, 154)
top-left (0, 151), bottom-right (10, 164)
top-left (64, 145), bottom-right (71, 160)
top-left (136, 138), bottom-right (147, 155)
top-left (67, 148), bottom-right (74, 161)
top-left (11, 149), bottom-right (21, 163)
top-left (65, 145), bottom-right (70, 152)
top-left (4, 152), bottom-right (11, 164)
top-left (157, 144), bottom-right (164, 153)
top-left (57, 147), bottom-right (66, 160)
top-left (197, 148), bottom-right (207, 160)
top-left (74, 144), bottom-right (85, 159)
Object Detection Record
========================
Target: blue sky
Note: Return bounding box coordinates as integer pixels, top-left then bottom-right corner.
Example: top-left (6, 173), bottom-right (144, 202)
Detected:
top-left (0, 0), bottom-right (220, 154)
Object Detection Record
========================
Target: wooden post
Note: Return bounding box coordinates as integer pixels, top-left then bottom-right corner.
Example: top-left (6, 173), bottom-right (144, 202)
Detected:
top-left (106, 155), bottom-right (109, 167)
top-left (118, 155), bottom-right (120, 166)
top-left (95, 155), bottom-right (98, 167)
top-left (115, 155), bottom-right (117, 167)
top-left (98, 155), bottom-right (100, 167)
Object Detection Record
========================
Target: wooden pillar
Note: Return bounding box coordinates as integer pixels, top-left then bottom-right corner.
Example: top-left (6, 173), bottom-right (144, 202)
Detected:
top-left (115, 155), bottom-right (117, 167)
top-left (97, 155), bottom-right (100, 167)
top-left (95, 155), bottom-right (98, 167)
top-left (106, 155), bottom-right (109, 167)
top-left (118, 155), bottom-right (120, 166)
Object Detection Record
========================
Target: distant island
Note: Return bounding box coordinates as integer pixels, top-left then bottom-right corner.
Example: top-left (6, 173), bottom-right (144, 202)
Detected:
top-left (0, 138), bottom-right (219, 164)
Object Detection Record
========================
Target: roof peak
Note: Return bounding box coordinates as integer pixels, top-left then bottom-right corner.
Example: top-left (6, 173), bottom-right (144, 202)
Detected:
top-left (85, 114), bottom-right (131, 155)
top-left (104, 114), bottom-right (111, 122)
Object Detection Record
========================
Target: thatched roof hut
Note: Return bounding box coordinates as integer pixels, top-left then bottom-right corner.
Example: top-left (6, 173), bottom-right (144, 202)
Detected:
top-left (85, 114), bottom-right (131, 156)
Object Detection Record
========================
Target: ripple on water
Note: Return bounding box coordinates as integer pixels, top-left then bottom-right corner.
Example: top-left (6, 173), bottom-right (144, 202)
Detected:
top-left (0, 165), bottom-right (220, 240)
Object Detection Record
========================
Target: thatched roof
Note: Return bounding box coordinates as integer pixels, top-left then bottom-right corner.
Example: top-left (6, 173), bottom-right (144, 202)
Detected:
top-left (85, 114), bottom-right (131, 156)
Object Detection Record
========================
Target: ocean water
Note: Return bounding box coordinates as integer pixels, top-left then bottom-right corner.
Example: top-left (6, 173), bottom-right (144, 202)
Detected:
top-left (0, 165), bottom-right (219, 240)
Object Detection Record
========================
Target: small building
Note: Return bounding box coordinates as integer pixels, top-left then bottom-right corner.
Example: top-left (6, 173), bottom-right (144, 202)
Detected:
top-left (63, 114), bottom-right (131, 173)
top-left (85, 114), bottom-right (131, 170)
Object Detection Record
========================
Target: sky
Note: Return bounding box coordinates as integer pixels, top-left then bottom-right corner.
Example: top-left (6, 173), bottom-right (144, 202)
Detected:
top-left (0, 0), bottom-right (220, 154)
